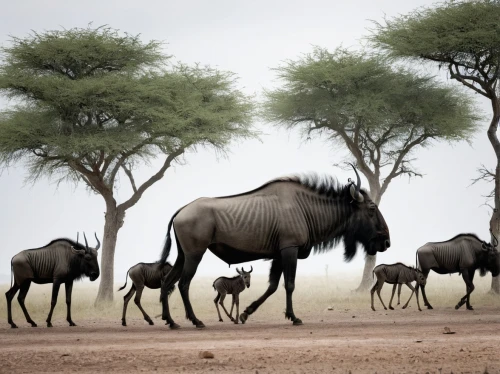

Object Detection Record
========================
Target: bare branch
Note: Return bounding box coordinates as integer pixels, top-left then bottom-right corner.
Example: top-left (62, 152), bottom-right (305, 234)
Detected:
top-left (118, 146), bottom-right (187, 211)
top-left (121, 163), bottom-right (138, 193)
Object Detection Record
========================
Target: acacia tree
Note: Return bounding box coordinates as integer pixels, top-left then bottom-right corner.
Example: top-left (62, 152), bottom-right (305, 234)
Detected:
top-left (0, 26), bottom-right (255, 303)
top-left (263, 47), bottom-right (478, 291)
top-left (370, 0), bottom-right (500, 293)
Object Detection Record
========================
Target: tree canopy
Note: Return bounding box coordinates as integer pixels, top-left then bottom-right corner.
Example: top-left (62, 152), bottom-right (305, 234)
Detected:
top-left (264, 47), bottom-right (479, 201)
top-left (0, 25), bottom-right (256, 302)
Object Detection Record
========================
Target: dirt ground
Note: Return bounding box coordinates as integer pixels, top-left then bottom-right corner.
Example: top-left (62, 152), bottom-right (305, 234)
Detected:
top-left (1, 306), bottom-right (500, 374)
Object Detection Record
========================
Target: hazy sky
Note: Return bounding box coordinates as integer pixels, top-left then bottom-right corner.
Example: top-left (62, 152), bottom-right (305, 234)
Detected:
top-left (0, 0), bottom-right (494, 283)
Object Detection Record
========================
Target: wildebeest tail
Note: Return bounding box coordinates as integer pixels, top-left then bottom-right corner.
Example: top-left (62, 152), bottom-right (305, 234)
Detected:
top-left (10, 258), bottom-right (13, 288)
top-left (159, 207), bottom-right (185, 264)
top-left (117, 269), bottom-right (131, 291)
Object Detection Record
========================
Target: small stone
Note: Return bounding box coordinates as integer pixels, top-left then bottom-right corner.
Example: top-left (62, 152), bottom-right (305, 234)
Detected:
top-left (352, 316), bottom-right (356, 318)
top-left (327, 306), bottom-right (334, 310)
top-left (199, 351), bottom-right (214, 359)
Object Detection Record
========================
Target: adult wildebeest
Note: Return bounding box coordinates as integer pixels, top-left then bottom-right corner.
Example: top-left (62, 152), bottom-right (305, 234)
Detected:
top-left (417, 232), bottom-right (500, 310)
top-left (158, 166), bottom-right (391, 329)
top-left (213, 266), bottom-right (252, 323)
top-left (370, 263), bottom-right (426, 312)
top-left (118, 261), bottom-right (175, 326)
top-left (5, 233), bottom-right (100, 328)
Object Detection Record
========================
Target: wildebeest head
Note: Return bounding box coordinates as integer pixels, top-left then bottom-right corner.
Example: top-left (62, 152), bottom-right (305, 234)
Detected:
top-left (415, 269), bottom-right (427, 286)
top-left (479, 236), bottom-right (500, 277)
top-left (343, 165), bottom-right (391, 259)
top-left (72, 232), bottom-right (100, 281)
top-left (236, 266), bottom-right (252, 288)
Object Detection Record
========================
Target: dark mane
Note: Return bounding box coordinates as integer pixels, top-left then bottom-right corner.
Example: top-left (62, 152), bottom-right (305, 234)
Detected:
top-left (213, 275), bottom-right (241, 283)
top-left (215, 172), bottom-right (356, 200)
top-left (32, 238), bottom-right (87, 251)
top-left (431, 233), bottom-right (485, 245)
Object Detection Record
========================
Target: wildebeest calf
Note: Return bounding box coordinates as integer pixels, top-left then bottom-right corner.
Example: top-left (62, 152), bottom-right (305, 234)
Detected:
top-left (213, 266), bottom-right (252, 323)
top-left (5, 233), bottom-right (100, 328)
top-left (370, 263), bottom-right (426, 312)
top-left (118, 262), bottom-right (175, 326)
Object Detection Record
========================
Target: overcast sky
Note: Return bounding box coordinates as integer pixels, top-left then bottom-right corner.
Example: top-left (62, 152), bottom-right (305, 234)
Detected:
top-left (0, 0), bottom-right (494, 283)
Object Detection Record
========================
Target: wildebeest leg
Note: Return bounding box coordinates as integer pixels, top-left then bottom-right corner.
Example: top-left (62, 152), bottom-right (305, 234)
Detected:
top-left (122, 284), bottom-right (136, 326)
top-left (46, 280), bottom-right (62, 327)
top-left (281, 246), bottom-right (302, 325)
top-left (456, 270), bottom-right (475, 310)
top-left (214, 292), bottom-right (224, 322)
top-left (5, 283), bottom-right (20, 328)
top-left (18, 280), bottom-right (37, 327)
top-left (402, 282), bottom-right (419, 311)
top-left (218, 293), bottom-right (234, 321)
top-left (160, 240), bottom-right (184, 329)
top-left (370, 280), bottom-right (379, 311)
top-left (65, 281), bottom-right (76, 326)
top-left (420, 271), bottom-right (433, 309)
top-left (233, 293), bottom-right (240, 324)
top-left (375, 281), bottom-right (388, 310)
top-left (240, 258), bottom-right (283, 324)
top-left (178, 254), bottom-right (205, 328)
top-left (397, 283), bottom-right (402, 305)
top-left (229, 295), bottom-right (235, 320)
top-left (134, 285), bottom-right (154, 325)
top-left (388, 284), bottom-right (397, 310)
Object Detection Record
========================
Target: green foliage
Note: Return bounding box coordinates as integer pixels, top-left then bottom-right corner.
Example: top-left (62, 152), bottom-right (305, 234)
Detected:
top-left (263, 47), bottom-right (480, 195)
top-left (370, 0), bottom-right (500, 97)
top-left (0, 26), bottom-right (255, 189)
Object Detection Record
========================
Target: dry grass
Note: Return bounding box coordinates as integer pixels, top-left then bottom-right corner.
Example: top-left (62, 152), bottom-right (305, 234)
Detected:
top-left (1, 272), bottom-right (499, 326)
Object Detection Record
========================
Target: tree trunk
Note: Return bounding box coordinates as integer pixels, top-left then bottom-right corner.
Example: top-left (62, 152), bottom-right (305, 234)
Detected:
top-left (487, 98), bottom-right (500, 295)
top-left (355, 181), bottom-right (382, 292)
top-left (489, 160), bottom-right (500, 294)
top-left (95, 202), bottom-right (125, 304)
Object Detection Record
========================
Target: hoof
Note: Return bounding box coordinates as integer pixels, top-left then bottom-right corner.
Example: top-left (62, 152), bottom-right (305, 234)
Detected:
top-left (122, 322), bottom-right (127, 327)
top-left (219, 319), bottom-right (223, 322)
top-left (10, 324), bottom-right (18, 329)
top-left (230, 317), bottom-right (235, 322)
top-left (402, 305), bottom-right (407, 309)
top-left (293, 319), bottom-right (303, 326)
top-left (30, 322), bottom-right (38, 327)
top-left (47, 322), bottom-right (53, 328)
top-left (426, 305), bottom-right (433, 310)
top-left (418, 309), bottom-right (422, 312)
top-left (384, 307), bottom-right (387, 310)
top-left (240, 312), bottom-right (248, 324)
top-left (389, 307), bottom-right (394, 310)
top-left (169, 323), bottom-right (181, 330)
top-left (195, 322), bottom-right (206, 329)
top-left (148, 321), bottom-right (154, 326)
top-left (467, 306), bottom-right (474, 311)
top-left (371, 307), bottom-right (375, 312)
top-left (69, 323), bottom-right (76, 327)
top-left (233, 320), bottom-right (239, 325)
top-left (455, 305), bottom-right (460, 310)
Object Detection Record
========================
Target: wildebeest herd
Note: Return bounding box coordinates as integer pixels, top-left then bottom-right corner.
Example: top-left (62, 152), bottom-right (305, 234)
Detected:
top-left (4, 166), bottom-right (500, 329)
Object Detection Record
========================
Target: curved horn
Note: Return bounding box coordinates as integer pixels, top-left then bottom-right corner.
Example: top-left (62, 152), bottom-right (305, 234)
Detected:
top-left (348, 163), bottom-right (364, 203)
top-left (76, 232), bottom-right (79, 246)
top-left (94, 232), bottom-right (101, 250)
top-left (236, 267), bottom-right (242, 275)
top-left (83, 232), bottom-right (89, 253)
top-left (249, 265), bottom-right (253, 273)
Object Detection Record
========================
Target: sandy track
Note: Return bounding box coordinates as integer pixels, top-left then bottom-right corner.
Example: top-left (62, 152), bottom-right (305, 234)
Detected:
top-left (1, 307), bottom-right (500, 374)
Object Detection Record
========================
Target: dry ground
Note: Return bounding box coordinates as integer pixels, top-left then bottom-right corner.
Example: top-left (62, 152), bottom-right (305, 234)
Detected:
top-left (1, 274), bottom-right (500, 373)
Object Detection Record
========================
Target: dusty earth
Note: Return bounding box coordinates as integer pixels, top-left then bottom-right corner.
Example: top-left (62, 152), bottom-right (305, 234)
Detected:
top-left (1, 307), bottom-right (499, 374)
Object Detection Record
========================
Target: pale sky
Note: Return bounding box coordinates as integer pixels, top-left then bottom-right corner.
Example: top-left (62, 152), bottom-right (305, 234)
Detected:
top-left (0, 0), bottom-right (494, 283)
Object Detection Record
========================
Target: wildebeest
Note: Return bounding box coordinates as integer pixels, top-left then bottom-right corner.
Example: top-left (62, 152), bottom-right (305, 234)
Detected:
top-left (213, 266), bottom-right (252, 323)
top-left (370, 263), bottom-right (426, 312)
top-left (158, 166), bottom-right (391, 329)
top-left (417, 232), bottom-right (500, 310)
top-left (118, 261), bottom-right (175, 326)
top-left (5, 233), bottom-right (100, 328)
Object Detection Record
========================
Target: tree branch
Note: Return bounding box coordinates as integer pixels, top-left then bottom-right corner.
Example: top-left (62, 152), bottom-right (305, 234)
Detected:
top-left (121, 163), bottom-right (138, 193)
top-left (118, 146), bottom-right (186, 211)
